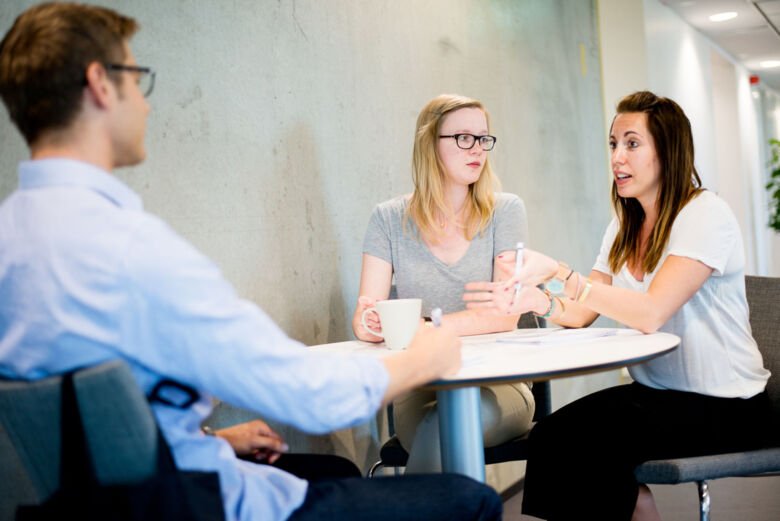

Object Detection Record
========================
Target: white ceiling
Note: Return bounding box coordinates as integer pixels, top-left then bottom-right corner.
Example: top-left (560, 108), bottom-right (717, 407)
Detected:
top-left (660, 0), bottom-right (780, 91)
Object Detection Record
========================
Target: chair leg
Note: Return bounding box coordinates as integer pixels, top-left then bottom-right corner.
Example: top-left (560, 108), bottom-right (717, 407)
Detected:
top-left (697, 480), bottom-right (710, 521)
top-left (367, 460), bottom-right (383, 478)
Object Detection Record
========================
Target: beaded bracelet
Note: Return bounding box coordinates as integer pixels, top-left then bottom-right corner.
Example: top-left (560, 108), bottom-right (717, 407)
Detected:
top-left (578, 277), bottom-right (593, 303)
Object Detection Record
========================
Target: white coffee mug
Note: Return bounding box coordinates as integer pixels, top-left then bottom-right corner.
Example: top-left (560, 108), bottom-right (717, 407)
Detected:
top-left (360, 298), bottom-right (422, 350)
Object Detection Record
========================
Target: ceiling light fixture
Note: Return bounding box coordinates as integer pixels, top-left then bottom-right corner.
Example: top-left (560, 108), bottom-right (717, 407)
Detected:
top-left (760, 60), bottom-right (780, 69)
top-left (709, 11), bottom-right (738, 22)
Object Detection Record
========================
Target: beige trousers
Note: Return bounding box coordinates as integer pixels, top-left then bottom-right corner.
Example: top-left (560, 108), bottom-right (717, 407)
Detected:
top-left (392, 382), bottom-right (535, 473)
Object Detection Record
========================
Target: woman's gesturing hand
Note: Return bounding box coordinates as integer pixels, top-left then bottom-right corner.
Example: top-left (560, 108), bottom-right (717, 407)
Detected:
top-left (463, 282), bottom-right (550, 317)
top-left (493, 248), bottom-right (559, 287)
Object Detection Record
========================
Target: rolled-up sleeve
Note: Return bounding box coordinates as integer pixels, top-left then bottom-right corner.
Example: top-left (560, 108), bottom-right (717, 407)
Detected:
top-left (119, 214), bottom-right (388, 434)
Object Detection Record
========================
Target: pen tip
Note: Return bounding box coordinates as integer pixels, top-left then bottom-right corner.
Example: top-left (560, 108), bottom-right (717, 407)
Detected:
top-left (431, 307), bottom-right (442, 326)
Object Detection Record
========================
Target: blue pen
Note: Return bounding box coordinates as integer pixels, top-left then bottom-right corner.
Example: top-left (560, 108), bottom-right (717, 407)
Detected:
top-left (431, 307), bottom-right (442, 328)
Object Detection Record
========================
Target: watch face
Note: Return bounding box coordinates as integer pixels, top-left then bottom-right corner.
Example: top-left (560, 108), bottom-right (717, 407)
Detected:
top-left (545, 278), bottom-right (564, 295)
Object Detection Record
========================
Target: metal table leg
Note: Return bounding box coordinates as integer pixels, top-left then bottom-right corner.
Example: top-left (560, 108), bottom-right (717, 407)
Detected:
top-left (437, 387), bottom-right (485, 482)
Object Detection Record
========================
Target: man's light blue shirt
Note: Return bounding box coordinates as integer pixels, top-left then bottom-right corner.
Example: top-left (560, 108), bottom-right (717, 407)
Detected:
top-left (0, 158), bottom-right (389, 521)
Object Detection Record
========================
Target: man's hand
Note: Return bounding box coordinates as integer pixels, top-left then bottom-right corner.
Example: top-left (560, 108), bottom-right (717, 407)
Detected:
top-left (213, 419), bottom-right (289, 463)
top-left (405, 320), bottom-right (462, 379)
top-left (380, 319), bottom-right (461, 404)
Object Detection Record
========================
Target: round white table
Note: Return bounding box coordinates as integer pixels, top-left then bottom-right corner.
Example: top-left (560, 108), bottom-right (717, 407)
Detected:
top-left (311, 327), bottom-right (680, 482)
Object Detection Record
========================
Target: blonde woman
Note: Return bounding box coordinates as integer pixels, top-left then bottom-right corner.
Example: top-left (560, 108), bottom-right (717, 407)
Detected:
top-left (352, 94), bottom-right (535, 472)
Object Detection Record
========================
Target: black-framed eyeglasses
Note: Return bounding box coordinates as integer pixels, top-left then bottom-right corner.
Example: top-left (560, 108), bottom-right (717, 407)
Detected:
top-left (439, 134), bottom-right (497, 151)
top-left (106, 63), bottom-right (156, 98)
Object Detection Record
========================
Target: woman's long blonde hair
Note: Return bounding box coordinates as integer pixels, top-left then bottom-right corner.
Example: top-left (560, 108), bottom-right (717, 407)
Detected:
top-left (608, 91), bottom-right (703, 274)
top-left (406, 94), bottom-right (500, 243)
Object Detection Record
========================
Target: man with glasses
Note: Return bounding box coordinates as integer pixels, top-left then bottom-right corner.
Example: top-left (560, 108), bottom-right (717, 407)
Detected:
top-left (106, 63), bottom-right (156, 97)
top-left (0, 3), bottom-right (502, 521)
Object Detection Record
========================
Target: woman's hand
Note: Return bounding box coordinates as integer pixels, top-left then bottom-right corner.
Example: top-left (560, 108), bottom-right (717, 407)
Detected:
top-left (213, 419), bottom-right (289, 463)
top-left (494, 248), bottom-right (559, 287)
top-left (463, 283), bottom-right (550, 316)
top-left (353, 295), bottom-right (384, 342)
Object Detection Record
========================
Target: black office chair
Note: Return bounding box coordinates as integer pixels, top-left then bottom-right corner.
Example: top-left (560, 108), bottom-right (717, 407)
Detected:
top-left (634, 275), bottom-right (780, 521)
top-left (0, 360), bottom-right (160, 521)
top-left (367, 312), bottom-right (550, 477)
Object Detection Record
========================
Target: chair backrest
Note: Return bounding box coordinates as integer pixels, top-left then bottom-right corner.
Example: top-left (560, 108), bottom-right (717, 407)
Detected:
top-left (745, 276), bottom-right (780, 421)
top-left (517, 312), bottom-right (543, 329)
top-left (0, 360), bottom-right (159, 521)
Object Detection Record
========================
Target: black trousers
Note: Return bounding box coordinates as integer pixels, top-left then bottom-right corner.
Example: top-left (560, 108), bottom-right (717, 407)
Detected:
top-left (239, 453), bottom-right (362, 481)
top-left (288, 473), bottom-right (502, 521)
top-left (271, 453), bottom-right (362, 481)
top-left (521, 382), bottom-right (774, 521)
top-left (251, 453), bottom-right (503, 520)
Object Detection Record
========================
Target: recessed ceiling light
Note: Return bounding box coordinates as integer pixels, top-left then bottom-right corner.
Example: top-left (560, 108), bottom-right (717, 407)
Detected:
top-left (760, 60), bottom-right (780, 69)
top-left (709, 11), bottom-right (738, 22)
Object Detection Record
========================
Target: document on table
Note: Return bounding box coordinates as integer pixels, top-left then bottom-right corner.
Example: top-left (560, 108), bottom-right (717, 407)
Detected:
top-left (459, 328), bottom-right (640, 367)
top-left (494, 327), bottom-right (630, 345)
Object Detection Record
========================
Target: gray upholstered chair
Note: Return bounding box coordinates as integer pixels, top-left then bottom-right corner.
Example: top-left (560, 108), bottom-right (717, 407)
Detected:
top-left (634, 275), bottom-right (780, 521)
top-left (367, 312), bottom-right (550, 477)
top-left (0, 360), bottom-right (159, 521)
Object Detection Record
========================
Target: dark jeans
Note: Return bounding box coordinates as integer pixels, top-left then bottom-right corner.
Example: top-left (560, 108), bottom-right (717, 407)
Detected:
top-left (288, 473), bottom-right (503, 521)
top-left (240, 452), bottom-right (362, 481)
top-left (270, 453), bottom-right (362, 481)
top-left (521, 383), bottom-right (774, 521)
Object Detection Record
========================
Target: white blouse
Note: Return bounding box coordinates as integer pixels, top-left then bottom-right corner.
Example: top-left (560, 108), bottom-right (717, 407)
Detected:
top-left (593, 191), bottom-right (770, 398)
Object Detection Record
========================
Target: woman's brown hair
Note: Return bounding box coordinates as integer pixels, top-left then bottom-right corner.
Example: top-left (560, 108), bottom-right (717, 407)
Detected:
top-left (608, 91), bottom-right (703, 274)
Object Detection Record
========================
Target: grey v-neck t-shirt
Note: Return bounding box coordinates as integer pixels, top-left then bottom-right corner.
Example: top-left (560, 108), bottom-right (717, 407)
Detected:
top-left (362, 192), bottom-right (528, 316)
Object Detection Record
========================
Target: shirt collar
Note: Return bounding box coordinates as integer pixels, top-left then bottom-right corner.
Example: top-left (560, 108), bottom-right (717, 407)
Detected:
top-left (18, 158), bottom-right (144, 211)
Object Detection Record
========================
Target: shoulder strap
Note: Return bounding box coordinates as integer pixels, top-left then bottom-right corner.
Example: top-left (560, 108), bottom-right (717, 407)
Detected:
top-left (59, 373), bottom-right (97, 489)
top-left (60, 372), bottom-right (182, 486)
top-left (147, 379), bottom-right (200, 409)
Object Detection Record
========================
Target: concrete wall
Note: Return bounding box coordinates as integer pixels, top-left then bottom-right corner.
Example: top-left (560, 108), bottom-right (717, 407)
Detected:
top-left (597, 0), bottom-right (648, 131)
top-left (0, 0), bottom-right (608, 488)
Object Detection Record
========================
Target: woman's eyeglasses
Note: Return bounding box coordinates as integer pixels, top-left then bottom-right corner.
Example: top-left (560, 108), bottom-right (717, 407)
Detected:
top-left (438, 134), bottom-right (497, 151)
